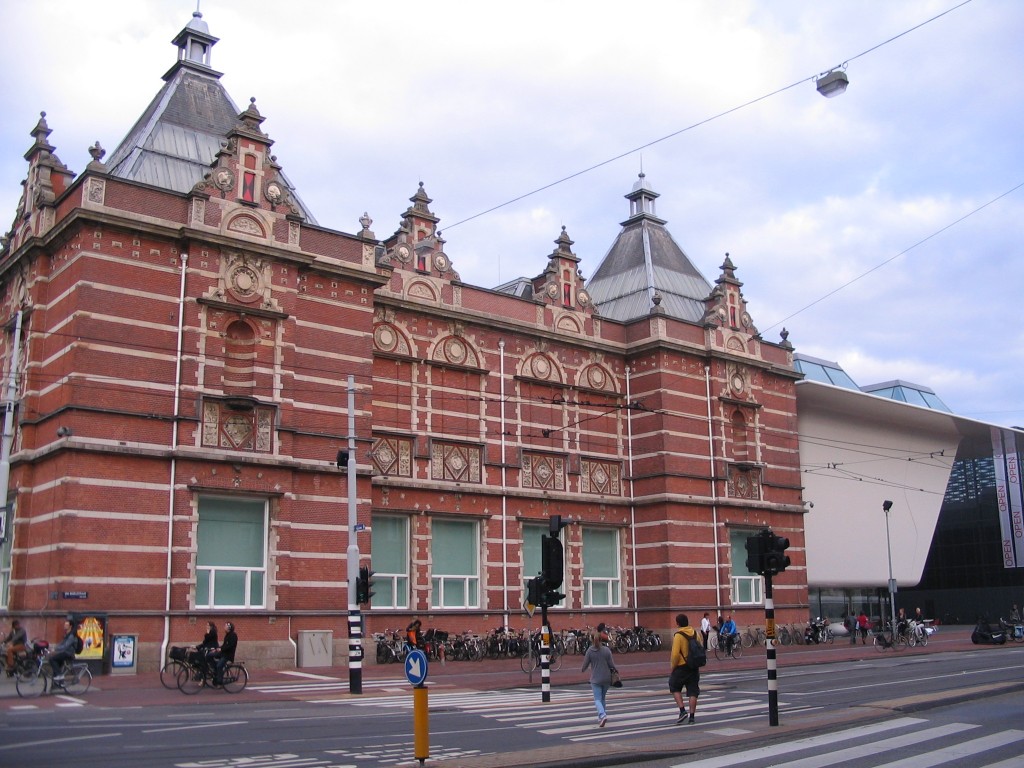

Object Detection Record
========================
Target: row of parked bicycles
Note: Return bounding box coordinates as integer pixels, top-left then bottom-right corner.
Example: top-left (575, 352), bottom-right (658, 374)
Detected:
top-left (373, 624), bottom-right (664, 672)
top-left (6, 639), bottom-right (92, 698)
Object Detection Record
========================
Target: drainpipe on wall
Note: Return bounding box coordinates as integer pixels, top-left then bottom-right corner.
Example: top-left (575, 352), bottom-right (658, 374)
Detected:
top-left (706, 364), bottom-right (723, 610)
top-left (499, 341), bottom-right (509, 626)
top-left (0, 311), bottom-right (23, 552)
top-left (162, 255), bottom-right (188, 663)
top-left (626, 367), bottom-right (639, 627)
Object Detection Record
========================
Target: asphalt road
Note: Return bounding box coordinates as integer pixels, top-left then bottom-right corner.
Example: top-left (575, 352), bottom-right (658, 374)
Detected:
top-left (2, 641), bottom-right (1021, 768)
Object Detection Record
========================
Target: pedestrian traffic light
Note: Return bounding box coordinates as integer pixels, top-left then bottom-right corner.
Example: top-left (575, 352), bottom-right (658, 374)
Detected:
top-left (356, 564), bottom-right (375, 604)
top-left (526, 576), bottom-right (544, 607)
top-left (745, 531), bottom-right (767, 575)
top-left (764, 533), bottom-right (791, 576)
top-left (541, 534), bottom-right (564, 591)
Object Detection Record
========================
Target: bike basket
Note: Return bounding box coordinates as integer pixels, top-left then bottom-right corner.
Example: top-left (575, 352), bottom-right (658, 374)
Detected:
top-left (169, 646), bottom-right (187, 661)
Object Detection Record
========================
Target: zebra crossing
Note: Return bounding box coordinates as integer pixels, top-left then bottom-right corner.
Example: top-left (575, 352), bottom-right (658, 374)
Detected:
top-left (341, 685), bottom-right (819, 742)
top-left (248, 675), bottom-right (412, 696)
top-left (673, 716), bottom-right (1024, 768)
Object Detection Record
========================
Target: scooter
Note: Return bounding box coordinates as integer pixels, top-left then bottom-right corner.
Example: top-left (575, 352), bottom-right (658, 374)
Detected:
top-left (971, 618), bottom-right (1007, 645)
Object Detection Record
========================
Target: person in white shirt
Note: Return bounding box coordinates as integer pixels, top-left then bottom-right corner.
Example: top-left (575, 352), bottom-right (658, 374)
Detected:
top-left (699, 613), bottom-right (711, 650)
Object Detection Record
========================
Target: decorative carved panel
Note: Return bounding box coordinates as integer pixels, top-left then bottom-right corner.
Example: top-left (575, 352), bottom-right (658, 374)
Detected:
top-left (430, 442), bottom-right (482, 483)
top-left (726, 464), bottom-right (762, 500)
top-left (580, 459), bottom-right (621, 495)
top-left (522, 453), bottom-right (566, 491)
top-left (201, 400), bottom-right (274, 452)
top-left (372, 436), bottom-right (413, 477)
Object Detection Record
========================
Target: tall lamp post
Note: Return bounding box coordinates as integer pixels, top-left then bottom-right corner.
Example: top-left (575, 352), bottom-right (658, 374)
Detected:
top-left (882, 500), bottom-right (896, 631)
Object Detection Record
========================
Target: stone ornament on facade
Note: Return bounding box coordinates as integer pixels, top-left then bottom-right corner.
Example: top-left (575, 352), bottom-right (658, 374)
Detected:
top-left (431, 442), bottom-right (481, 483)
top-left (371, 436), bottom-right (412, 477)
top-left (213, 167), bottom-right (235, 193)
top-left (202, 400), bottom-right (274, 452)
top-left (86, 178), bottom-right (105, 205)
top-left (373, 323), bottom-right (412, 356)
top-left (726, 464), bottom-right (762, 500)
top-left (522, 453), bottom-right (566, 491)
top-left (226, 214), bottom-right (265, 237)
top-left (264, 179), bottom-right (285, 206)
top-left (581, 459), bottom-right (621, 495)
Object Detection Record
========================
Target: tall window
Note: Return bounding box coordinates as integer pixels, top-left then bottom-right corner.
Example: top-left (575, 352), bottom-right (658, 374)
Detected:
top-left (370, 514), bottom-right (409, 609)
top-left (430, 519), bottom-right (479, 609)
top-left (195, 496), bottom-right (267, 609)
top-left (0, 501), bottom-right (13, 607)
top-left (582, 527), bottom-right (620, 607)
top-left (730, 528), bottom-right (763, 605)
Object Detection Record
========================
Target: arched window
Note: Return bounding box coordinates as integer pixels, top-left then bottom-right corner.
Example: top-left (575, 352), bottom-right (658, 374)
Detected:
top-left (731, 410), bottom-right (750, 461)
top-left (224, 320), bottom-right (256, 395)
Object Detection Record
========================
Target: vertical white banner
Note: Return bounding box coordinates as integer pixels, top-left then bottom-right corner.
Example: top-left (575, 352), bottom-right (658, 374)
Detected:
top-left (1004, 431), bottom-right (1024, 567)
top-left (992, 427), bottom-right (1016, 568)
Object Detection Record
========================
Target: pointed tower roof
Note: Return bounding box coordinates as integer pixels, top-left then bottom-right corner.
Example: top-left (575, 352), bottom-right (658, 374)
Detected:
top-left (104, 11), bottom-right (317, 223)
top-left (586, 173), bottom-right (711, 323)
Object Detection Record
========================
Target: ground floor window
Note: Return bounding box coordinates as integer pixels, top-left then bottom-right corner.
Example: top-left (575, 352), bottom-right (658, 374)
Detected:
top-left (430, 519), bottom-right (479, 609)
top-left (582, 527), bottom-right (620, 607)
top-left (0, 501), bottom-right (13, 607)
top-left (195, 496), bottom-right (267, 609)
top-left (370, 514), bottom-right (409, 609)
top-left (730, 528), bottom-right (763, 605)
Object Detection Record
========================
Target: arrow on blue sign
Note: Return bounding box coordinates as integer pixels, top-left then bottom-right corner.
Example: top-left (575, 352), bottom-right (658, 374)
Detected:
top-left (405, 649), bottom-right (428, 686)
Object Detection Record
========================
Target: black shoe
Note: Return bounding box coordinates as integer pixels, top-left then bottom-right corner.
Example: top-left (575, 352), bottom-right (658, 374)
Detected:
top-left (676, 713), bottom-right (688, 724)
top-left (688, 715), bottom-right (695, 724)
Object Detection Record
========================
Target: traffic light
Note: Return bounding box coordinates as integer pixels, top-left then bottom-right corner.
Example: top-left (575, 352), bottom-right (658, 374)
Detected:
top-left (764, 533), bottom-right (791, 576)
top-left (356, 564), bottom-right (375, 604)
top-left (745, 531), bottom-right (767, 575)
top-left (526, 576), bottom-right (544, 607)
top-left (541, 535), bottom-right (564, 591)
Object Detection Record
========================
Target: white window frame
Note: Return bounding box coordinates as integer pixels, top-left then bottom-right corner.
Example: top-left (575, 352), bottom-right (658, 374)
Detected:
top-left (369, 514), bottom-right (409, 609)
top-left (430, 519), bottom-right (480, 609)
top-left (582, 527), bottom-right (621, 608)
top-left (729, 528), bottom-right (764, 606)
top-left (195, 496), bottom-right (268, 610)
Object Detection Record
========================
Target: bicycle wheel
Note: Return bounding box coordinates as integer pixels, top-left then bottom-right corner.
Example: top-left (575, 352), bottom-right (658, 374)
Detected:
top-left (160, 660), bottom-right (186, 689)
top-left (708, 632), bottom-right (719, 650)
top-left (917, 629), bottom-right (928, 647)
top-left (713, 642), bottom-right (725, 661)
top-left (873, 633), bottom-right (888, 652)
top-left (16, 668), bottom-right (46, 698)
top-left (520, 648), bottom-right (538, 673)
top-left (825, 629), bottom-right (835, 645)
top-left (731, 641), bottom-right (743, 659)
top-left (65, 665), bottom-right (92, 695)
top-left (177, 664), bottom-right (205, 694)
top-left (548, 649), bottom-right (563, 672)
top-left (221, 663), bottom-right (248, 693)
top-left (741, 632), bottom-right (754, 649)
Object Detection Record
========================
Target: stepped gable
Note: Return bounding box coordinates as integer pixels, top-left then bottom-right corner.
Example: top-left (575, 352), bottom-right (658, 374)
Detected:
top-left (529, 226), bottom-right (595, 314)
top-left (587, 172), bottom-right (711, 323)
top-left (103, 10), bottom-right (317, 224)
top-left (378, 183), bottom-right (459, 281)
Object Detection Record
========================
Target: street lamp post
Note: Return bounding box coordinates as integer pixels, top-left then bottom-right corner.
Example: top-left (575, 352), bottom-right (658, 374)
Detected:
top-left (883, 500), bottom-right (896, 632)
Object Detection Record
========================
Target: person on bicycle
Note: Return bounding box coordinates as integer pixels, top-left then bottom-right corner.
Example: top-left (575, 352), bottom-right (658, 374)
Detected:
top-left (3, 619), bottom-right (28, 676)
top-left (211, 621), bottom-right (237, 686)
top-left (720, 615), bottom-right (738, 654)
top-left (192, 621), bottom-right (218, 675)
top-left (406, 619), bottom-right (426, 650)
top-left (48, 619), bottom-right (78, 677)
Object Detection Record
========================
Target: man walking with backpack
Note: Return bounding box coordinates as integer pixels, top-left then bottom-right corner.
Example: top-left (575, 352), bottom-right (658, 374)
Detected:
top-left (669, 613), bottom-right (704, 724)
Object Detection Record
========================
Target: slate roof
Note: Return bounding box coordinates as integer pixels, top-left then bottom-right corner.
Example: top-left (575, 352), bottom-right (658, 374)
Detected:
top-left (586, 174), bottom-right (711, 323)
top-left (104, 11), bottom-right (317, 224)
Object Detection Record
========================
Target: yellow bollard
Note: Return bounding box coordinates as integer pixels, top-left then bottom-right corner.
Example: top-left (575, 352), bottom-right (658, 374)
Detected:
top-left (413, 684), bottom-right (429, 763)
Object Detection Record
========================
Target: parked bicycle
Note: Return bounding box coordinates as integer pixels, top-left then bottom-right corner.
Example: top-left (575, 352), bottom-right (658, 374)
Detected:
top-left (741, 625), bottom-right (766, 648)
top-left (520, 631), bottom-right (562, 673)
top-left (16, 653), bottom-right (91, 698)
top-left (177, 653), bottom-right (247, 693)
top-left (873, 621), bottom-right (907, 652)
top-left (714, 632), bottom-right (743, 660)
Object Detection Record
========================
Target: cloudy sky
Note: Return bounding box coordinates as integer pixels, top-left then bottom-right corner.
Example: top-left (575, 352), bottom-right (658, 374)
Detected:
top-left (2, 0), bottom-right (1021, 429)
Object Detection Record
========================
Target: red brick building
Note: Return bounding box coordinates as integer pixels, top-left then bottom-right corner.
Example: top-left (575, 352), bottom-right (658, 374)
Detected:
top-left (0, 12), bottom-right (807, 670)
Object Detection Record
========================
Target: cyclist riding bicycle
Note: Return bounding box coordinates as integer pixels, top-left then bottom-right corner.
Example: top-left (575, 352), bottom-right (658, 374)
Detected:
top-left (721, 615), bottom-right (738, 654)
top-left (48, 619), bottom-right (78, 677)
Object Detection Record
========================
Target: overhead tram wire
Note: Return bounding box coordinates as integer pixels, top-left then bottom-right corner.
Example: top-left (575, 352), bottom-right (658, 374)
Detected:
top-left (441, 0), bottom-right (977, 234)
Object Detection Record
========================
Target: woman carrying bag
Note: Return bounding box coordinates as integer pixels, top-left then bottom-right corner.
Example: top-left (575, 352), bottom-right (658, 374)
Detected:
top-left (581, 630), bottom-right (619, 728)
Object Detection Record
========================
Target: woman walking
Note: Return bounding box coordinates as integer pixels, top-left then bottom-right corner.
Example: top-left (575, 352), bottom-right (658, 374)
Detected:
top-left (581, 630), bottom-right (618, 728)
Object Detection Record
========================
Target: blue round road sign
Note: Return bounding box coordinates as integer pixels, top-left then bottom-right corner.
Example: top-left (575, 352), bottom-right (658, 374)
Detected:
top-left (404, 648), bottom-right (428, 686)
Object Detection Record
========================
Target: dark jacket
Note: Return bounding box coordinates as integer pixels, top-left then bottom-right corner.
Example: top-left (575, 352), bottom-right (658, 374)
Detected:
top-left (198, 629), bottom-right (218, 651)
top-left (54, 627), bottom-right (78, 656)
top-left (218, 630), bottom-right (237, 662)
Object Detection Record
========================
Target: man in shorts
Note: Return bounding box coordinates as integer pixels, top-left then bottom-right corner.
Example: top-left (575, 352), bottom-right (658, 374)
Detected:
top-left (668, 613), bottom-right (701, 724)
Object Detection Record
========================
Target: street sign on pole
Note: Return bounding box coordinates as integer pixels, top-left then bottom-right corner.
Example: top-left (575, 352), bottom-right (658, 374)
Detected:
top-left (405, 648), bottom-right (429, 687)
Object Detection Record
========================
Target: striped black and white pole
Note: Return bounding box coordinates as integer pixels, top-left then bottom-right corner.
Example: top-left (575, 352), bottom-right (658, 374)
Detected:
top-left (540, 606), bottom-right (551, 703)
top-left (349, 608), bottom-right (363, 694)
top-left (765, 575), bottom-right (779, 726)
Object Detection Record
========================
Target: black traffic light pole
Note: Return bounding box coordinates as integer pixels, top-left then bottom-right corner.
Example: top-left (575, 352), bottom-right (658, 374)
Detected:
top-left (537, 515), bottom-right (569, 704)
top-left (747, 527), bottom-right (789, 727)
top-left (764, 573), bottom-right (779, 727)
